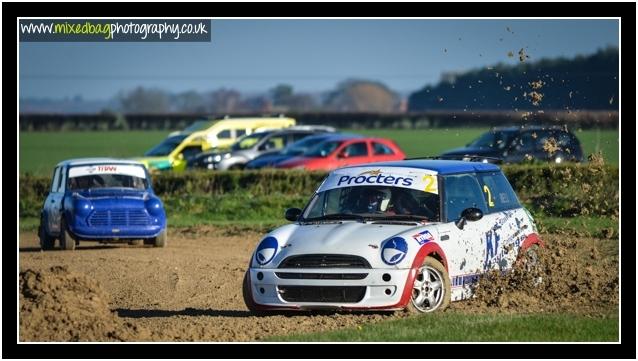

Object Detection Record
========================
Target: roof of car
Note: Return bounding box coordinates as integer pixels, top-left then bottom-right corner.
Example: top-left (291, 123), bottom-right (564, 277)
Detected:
top-left (319, 133), bottom-right (367, 141)
top-left (492, 125), bottom-right (571, 132)
top-left (339, 159), bottom-right (500, 175)
top-left (56, 158), bottom-right (145, 167)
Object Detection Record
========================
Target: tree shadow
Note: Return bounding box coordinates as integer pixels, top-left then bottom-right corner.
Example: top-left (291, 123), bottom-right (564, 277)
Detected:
top-left (19, 244), bottom-right (150, 253)
top-left (114, 308), bottom-right (253, 318)
top-left (114, 307), bottom-right (395, 319)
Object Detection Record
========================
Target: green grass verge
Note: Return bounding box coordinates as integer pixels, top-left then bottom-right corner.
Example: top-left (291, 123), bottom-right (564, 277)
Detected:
top-left (267, 312), bottom-right (619, 342)
top-left (18, 128), bottom-right (618, 175)
top-left (535, 215), bottom-right (618, 239)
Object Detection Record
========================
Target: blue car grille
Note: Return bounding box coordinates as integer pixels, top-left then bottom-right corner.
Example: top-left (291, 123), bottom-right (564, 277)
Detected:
top-left (88, 209), bottom-right (152, 227)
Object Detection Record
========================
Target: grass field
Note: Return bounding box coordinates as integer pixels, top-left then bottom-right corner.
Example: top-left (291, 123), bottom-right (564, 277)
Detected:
top-left (18, 128), bottom-right (619, 175)
top-left (267, 312), bottom-right (619, 342)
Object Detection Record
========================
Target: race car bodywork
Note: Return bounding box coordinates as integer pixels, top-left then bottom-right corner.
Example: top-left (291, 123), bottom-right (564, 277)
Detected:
top-left (244, 160), bottom-right (541, 312)
top-left (38, 158), bottom-right (168, 250)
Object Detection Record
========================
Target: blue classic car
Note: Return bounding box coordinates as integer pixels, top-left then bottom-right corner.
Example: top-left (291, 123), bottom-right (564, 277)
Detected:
top-left (38, 158), bottom-right (167, 250)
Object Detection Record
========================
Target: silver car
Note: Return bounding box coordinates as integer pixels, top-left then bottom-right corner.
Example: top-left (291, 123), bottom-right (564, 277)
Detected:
top-left (188, 126), bottom-right (336, 170)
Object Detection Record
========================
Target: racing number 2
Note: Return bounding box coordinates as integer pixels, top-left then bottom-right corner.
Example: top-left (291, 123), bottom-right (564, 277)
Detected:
top-left (483, 185), bottom-right (495, 207)
top-left (422, 175), bottom-right (438, 194)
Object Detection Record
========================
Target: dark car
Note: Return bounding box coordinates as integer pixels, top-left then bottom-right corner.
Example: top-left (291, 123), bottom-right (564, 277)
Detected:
top-left (441, 126), bottom-right (584, 163)
top-left (38, 158), bottom-right (168, 251)
top-left (245, 133), bottom-right (361, 169)
top-left (188, 126), bottom-right (336, 170)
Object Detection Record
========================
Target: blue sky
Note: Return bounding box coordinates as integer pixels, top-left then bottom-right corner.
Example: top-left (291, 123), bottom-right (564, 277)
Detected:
top-left (19, 19), bottom-right (619, 100)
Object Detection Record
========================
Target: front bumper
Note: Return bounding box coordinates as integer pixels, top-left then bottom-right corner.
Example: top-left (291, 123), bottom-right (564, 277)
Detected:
top-left (248, 268), bottom-right (412, 310)
top-left (69, 213), bottom-right (165, 239)
top-left (70, 224), bottom-right (164, 239)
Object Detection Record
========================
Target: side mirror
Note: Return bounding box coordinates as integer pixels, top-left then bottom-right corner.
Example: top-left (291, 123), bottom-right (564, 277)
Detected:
top-left (338, 151), bottom-right (349, 159)
top-left (284, 208), bottom-right (302, 222)
top-left (177, 153), bottom-right (184, 160)
top-left (455, 207), bottom-right (483, 229)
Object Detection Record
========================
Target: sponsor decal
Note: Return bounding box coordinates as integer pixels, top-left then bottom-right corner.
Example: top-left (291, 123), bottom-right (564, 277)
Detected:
top-left (318, 166), bottom-right (438, 193)
top-left (381, 237), bottom-right (408, 265)
top-left (412, 230), bottom-right (435, 245)
top-left (255, 236), bottom-right (278, 265)
top-left (337, 170), bottom-right (414, 188)
top-left (69, 164), bottom-right (146, 179)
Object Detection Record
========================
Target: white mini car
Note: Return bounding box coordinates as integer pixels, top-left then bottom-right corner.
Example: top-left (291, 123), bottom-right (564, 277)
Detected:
top-left (243, 160), bottom-right (542, 313)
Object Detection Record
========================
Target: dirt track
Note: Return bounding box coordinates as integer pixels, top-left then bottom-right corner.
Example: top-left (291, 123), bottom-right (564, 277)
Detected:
top-left (19, 227), bottom-right (619, 342)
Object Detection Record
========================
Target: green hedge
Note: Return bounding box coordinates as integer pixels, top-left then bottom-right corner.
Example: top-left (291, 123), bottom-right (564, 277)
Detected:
top-left (19, 165), bottom-right (619, 219)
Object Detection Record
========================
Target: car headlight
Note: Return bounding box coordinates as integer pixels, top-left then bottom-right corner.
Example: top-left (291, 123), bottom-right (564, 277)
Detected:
top-left (207, 154), bottom-right (226, 163)
top-left (73, 195), bottom-right (93, 216)
top-left (254, 236), bottom-right (278, 266)
top-left (145, 198), bottom-right (164, 216)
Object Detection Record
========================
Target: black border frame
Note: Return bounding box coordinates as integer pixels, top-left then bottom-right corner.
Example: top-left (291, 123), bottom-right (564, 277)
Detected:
top-left (5, 2), bottom-right (635, 359)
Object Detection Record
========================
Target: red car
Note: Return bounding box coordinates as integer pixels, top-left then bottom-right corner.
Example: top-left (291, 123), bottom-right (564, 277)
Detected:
top-left (275, 135), bottom-right (406, 171)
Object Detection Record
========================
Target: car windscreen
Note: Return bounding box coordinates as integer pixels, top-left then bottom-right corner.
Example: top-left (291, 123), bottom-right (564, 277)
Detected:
top-left (67, 165), bottom-right (148, 190)
top-left (305, 140), bottom-right (343, 157)
top-left (468, 130), bottom-right (517, 150)
top-left (183, 120), bottom-right (217, 133)
top-left (145, 135), bottom-right (188, 156)
top-left (231, 132), bottom-right (270, 151)
top-left (282, 137), bottom-right (330, 156)
top-left (302, 185), bottom-right (440, 222)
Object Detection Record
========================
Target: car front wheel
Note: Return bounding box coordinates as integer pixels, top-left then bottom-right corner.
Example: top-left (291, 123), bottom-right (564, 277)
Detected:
top-left (152, 228), bottom-right (167, 247)
top-left (58, 219), bottom-right (76, 251)
top-left (406, 256), bottom-right (451, 313)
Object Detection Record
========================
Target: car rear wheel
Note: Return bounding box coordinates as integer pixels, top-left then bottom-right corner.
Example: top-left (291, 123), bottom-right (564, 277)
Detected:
top-left (406, 257), bottom-right (450, 313)
top-left (518, 244), bottom-right (544, 286)
top-left (38, 220), bottom-right (55, 251)
top-left (58, 220), bottom-right (76, 251)
top-left (152, 228), bottom-right (167, 247)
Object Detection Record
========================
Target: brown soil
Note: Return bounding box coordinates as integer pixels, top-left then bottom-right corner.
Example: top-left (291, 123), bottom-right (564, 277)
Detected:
top-left (452, 234), bottom-right (619, 314)
top-left (19, 228), bottom-right (618, 341)
top-left (19, 266), bottom-right (151, 341)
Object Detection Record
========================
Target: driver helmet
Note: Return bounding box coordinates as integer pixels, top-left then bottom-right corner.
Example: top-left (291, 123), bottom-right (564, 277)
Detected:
top-left (361, 188), bottom-right (392, 213)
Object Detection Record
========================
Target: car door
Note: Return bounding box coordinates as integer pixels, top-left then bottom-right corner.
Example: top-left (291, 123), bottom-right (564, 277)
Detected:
top-left (46, 166), bottom-right (65, 234)
top-left (335, 141), bottom-right (370, 167)
top-left (475, 171), bottom-right (529, 271)
top-left (439, 173), bottom-right (496, 284)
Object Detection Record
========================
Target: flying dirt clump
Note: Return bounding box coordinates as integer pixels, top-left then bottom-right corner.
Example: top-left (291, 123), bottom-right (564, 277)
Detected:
top-left (527, 91), bottom-right (544, 106)
top-left (526, 80), bottom-right (545, 106)
top-left (542, 137), bottom-right (560, 156)
top-left (452, 235), bottom-right (618, 314)
top-left (19, 266), bottom-right (150, 341)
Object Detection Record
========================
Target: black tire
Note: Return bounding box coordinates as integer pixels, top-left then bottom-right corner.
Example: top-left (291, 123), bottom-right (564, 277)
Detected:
top-left (38, 220), bottom-right (55, 251)
top-left (58, 219), bottom-right (76, 251)
top-left (242, 271), bottom-right (265, 314)
top-left (152, 228), bottom-right (167, 248)
top-left (406, 257), bottom-right (451, 313)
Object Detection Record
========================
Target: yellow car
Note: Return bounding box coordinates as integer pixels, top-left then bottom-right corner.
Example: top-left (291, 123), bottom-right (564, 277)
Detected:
top-left (136, 116), bottom-right (296, 172)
